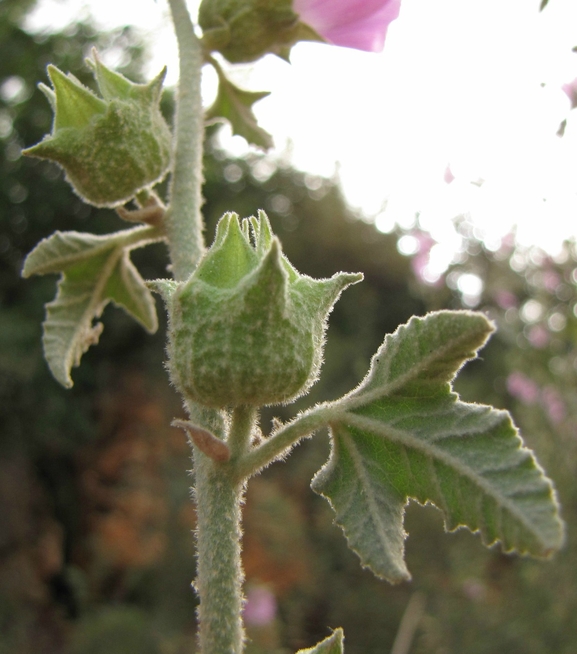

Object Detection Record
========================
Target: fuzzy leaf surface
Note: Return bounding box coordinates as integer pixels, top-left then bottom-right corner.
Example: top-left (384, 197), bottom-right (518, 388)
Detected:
top-left (23, 229), bottom-right (158, 387)
top-left (312, 311), bottom-right (564, 583)
top-left (23, 229), bottom-right (125, 277)
top-left (206, 71), bottom-right (273, 150)
top-left (296, 628), bottom-right (344, 653)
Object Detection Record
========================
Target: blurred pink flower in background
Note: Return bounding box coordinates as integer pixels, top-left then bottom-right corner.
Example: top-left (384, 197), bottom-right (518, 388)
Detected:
top-left (443, 164), bottom-right (455, 184)
top-left (294, 0), bottom-right (401, 52)
top-left (526, 324), bottom-right (550, 349)
top-left (507, 371), bottom-right (540, 404)
top-left (562, 77), bottom-right (577, 110)
top-left (541, 386), bottom-right (566, 425)
top-left (243, 585), bottom-right (277, 626)
top-left (541, 269), bottom-right (561, 293)
top-left (409, 231), bottom-right (439, 285)
top-left (507, 373), bottom-right (567, 426)
top-left (494, 290), bottom-right (518, 310)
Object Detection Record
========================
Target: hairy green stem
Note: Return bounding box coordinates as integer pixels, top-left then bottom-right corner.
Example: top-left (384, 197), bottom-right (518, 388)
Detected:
top-left (234, 405), bottom-right (332, 481)
top-left (167, 0), bottom-right (205, 281)
top-left (186, 402), bottom-right (245, 654)
top-left (228, 406), bottom-right (258, 461)
top-left (193, 455), bottom-right (245, 653)
top-left (166, 1), bottom-right (245, 651)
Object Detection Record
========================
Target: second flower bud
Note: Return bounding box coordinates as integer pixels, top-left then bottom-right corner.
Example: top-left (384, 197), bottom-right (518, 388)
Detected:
top-left (153, 211), bottom-right (362, 408)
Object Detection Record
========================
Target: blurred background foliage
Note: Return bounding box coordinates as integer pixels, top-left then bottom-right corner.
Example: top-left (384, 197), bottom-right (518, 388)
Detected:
top-left (1, 0), bottom-right (576, 652)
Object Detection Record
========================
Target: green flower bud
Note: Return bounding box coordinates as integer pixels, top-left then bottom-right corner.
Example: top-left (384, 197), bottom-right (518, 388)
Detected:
top-left (199, 0), bottom-right (321, 63)
top-left (23, 51), bottom-right (171, 208)
top-left (153, 211), bottom-right (362, 408)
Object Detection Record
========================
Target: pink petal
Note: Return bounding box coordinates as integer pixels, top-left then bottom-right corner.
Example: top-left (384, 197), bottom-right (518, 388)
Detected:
top-left (294, 0), bottom-right (401, 52)
top-left (562, 77), bottom-right (577, 110)
top-left (443, 164), bottom-right (455, 184)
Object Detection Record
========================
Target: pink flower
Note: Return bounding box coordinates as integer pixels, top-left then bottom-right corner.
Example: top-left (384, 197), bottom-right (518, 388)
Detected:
top-left (243, 586), bottom-right (277, 626)
top-left (443, 164), bottom-right (455, 185)
top-left (507, 372), bottom-right (540, 404)
top-left (293, 0), bottom-right (401, 53)
top-left (541, 386), bottom-right (566, 425)
top-left (494, 290), bottom-right (517, 310)
top-left (526, 324), bottom-right (549, 349)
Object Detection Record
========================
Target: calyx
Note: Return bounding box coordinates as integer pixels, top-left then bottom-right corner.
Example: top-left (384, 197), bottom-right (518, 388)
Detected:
top-left (152, 211), bottom-right (362, 408)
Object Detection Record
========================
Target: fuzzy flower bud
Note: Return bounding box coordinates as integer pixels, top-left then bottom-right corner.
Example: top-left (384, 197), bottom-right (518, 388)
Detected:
top-left (199, 0), bottom-right (309, 63)
top-left (199, 0), bottom-right (401, 62)
top-left (23, 52), bottom-right (171, 208)
top-left (152, 211), bottom-right (362, 408)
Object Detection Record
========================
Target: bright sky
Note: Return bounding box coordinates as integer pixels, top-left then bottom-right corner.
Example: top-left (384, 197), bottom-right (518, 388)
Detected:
top-left (24, 0), bottom-right (577, 275)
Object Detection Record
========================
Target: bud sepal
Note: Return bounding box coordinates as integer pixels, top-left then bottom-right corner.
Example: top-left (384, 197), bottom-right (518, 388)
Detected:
top-left (152, 211), bottom-right (362, 408)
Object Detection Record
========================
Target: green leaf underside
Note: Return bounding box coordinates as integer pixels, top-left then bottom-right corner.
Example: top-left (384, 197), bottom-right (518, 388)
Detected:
top-left (104, 251), bottom-right (157, 331)
top-left (206, 73), bottom-right (273, 150)
top-left (22, 228), bottom-right (147, 276)
top-left (312, 312), bottom-right (564, 583)
top-left (296, 628), bottom-right (344, 653)
top-left (23, 229), bottom-right (157, 387)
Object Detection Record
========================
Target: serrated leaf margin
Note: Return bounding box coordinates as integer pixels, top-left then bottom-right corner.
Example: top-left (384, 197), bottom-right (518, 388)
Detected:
top-left (205, 59), bottom-right (273, 150)
top-left (310, 311), bottom-right (564, 583)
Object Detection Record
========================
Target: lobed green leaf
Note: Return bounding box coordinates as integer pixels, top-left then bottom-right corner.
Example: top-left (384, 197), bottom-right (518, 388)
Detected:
top-left (23, 229), bottom-right (126, 277)
top-left (104, 251), bottom-right (157, 333)
top-left (312, 311), bottom-right (564, 583)
top-left (343, 310), bottom-right (494, 407)
top-left (23, 228), bottom-right (159, 387)
top-left (206, 64), bottom-right (273, 150)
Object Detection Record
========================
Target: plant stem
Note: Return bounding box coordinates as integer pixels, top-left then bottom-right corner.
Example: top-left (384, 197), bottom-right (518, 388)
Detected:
top-left (228, 406), bottom-right (258, 460)
top-left (234, 405), bottom-right (332, 481)
top-left (166, 0), bottom-right (205, 281)
top-left (193, 454), bottom-right (245, 654)
top-left (390, 592), bottom-right (426, 654)
top-left (166, 2), bottom-right (246, 651)
top-left (186, 402), bottom-right (245, 654)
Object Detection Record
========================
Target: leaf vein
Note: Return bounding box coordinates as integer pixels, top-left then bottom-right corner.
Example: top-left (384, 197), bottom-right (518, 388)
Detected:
top-left (340, 411), bottom-right (546, 541)
top-left (340, 430), bottom-right (397, 557)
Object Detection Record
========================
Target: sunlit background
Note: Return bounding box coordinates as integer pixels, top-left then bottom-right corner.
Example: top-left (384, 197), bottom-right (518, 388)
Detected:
top-left (18, 0), bottom-right (577, 279)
